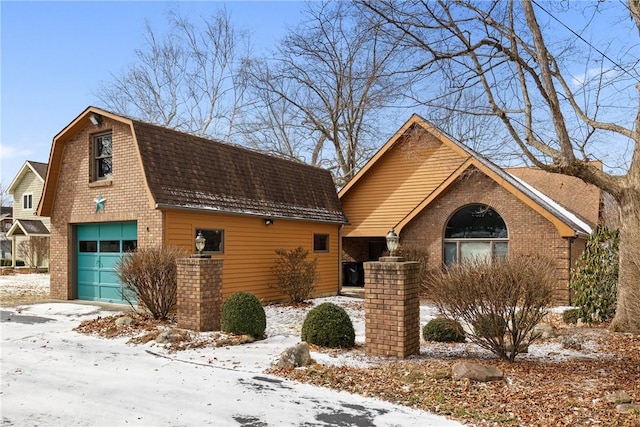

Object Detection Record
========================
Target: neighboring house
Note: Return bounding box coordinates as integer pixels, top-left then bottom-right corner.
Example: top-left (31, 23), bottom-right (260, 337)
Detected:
top-left (38, 106), bottom-right (347, 304)
top-left (0, 206), bottom-right (13, 261)
top-left (339, 115), bottom-right (601, 304)
top-left (7, 161), bottom-right (50, 269)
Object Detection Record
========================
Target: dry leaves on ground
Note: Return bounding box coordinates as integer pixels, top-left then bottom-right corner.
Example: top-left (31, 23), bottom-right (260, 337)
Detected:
top-left (269, 330), bottom-right (640, 426)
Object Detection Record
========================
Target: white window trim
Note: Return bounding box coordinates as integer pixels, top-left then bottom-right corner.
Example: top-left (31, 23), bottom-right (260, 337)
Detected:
top-left (22, 193), bottom-right (33, 211)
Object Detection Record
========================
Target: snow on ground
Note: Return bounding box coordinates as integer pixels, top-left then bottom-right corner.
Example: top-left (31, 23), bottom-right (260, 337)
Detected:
top-left (1, 274), bottom-right (462, 427)
top-left (0, 274), bottom-right (601, 426)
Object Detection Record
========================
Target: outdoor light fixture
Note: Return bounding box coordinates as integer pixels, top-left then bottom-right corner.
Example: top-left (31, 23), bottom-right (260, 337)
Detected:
top-left (89, 113), bottom-right (102, 126)
top-left (264, 218), bottom-right (274, 226)
top-left (195, 231), bottom-right (206, 255)
top-left (386, 228), bottom-right (399, 257)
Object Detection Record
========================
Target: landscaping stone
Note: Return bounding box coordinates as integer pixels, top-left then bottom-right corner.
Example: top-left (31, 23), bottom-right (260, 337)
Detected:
top-left (616, 404), bottom-right (640, 414)
top-left (275, 342), bottom-right (313, 368)
top-left (451, 362), bottom-right (503, 382)
top-left (155, 330), bottom-right (183, 344)
top-left (531, 323), bottom-right (556, 339)
top-left (605, 391), bottom-right (632, 404)
top-left (115, 316), bottom-right (133, 327)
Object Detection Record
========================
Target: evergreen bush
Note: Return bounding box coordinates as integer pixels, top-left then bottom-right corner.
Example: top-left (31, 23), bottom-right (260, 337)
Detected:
top-left (562, 308), bottom-right (581, 325)
top-left (422, 318), bottom-right (466, 343)
top-left (570, 226), bottom-right (619, 323)
top-left (221, 292), bottom-right (266, 338)
top-left (301, 302), bottom-right (355, 348)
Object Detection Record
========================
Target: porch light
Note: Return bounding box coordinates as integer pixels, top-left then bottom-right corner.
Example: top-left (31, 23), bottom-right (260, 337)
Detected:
top-left (89, 113), bottom-right (102, 126)
top-left (386, 228), bottom-right (399, 257)
top-left (195, 231), bottom-right (206, 255)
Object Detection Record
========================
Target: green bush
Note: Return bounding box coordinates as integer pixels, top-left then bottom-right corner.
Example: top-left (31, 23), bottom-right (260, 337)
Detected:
top-left (562, 308), bottom-right (581, 325)
top-left (114, 246), bottom-right (187, 320)
top-left (301, 302), bottom-right (355, 348)
top-left (221, 292), bottom-right (266, 338)
top-left (272, 246), bottom-right (318, 303)
top-left (570, 226), bottom-right (619, 323)
top-left (424, 254), bottom-right (555, 362)
top-left (422, 318), bottom-right (466, 343)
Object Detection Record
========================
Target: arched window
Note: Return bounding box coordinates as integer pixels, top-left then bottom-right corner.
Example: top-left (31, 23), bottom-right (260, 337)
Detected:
top-left (443, 204), bottom-right (508, 265)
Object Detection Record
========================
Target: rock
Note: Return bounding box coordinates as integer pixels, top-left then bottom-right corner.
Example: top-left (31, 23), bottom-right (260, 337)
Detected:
top-left (531, 323), bottom-right (556, 339)
top-left (616, 404), bottom-right (640, 414)
top-left (155, 330), bottom-right (183, 344)
top-left (275, 342), bottom-right (313, 368)
top-left (451, 362), bottom-right (504, 382)
top-left (605, 391), bottom-right (632, 404)
top-left (115, 316), bottom-right (133, 327)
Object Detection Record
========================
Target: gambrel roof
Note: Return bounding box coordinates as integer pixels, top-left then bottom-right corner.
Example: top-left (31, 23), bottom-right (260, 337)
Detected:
top-left (39, 107), bottom-right (347, 224)
top-left (339, 114), bottom-right (595, 238)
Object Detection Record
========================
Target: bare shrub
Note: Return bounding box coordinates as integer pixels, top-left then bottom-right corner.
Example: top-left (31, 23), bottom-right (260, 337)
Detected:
top-left (114, 246), bottom-right (187, 320)
top-left (424, 255), bottom-right (556, 362)
top-left (17, 237), bottom-right (49, 271)
top-left (396, 244), bottom-right (430, 285)
top-left (272, 246), bottom-right (318, 303)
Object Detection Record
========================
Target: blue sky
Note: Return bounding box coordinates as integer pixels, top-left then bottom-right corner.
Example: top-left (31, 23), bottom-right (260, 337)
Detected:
top-left (0, 1), bottom-right (304, 186)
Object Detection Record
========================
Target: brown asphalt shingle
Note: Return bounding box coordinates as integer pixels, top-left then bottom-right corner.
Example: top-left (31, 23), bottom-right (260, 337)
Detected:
top-left (28, 161), bottom-right (48, 181)
top-left (132, 121), bottom-right (347, 223)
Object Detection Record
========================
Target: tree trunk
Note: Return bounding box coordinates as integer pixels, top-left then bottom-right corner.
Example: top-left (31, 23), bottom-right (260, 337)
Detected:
top-left (611, 195), bottom-right (640, 333)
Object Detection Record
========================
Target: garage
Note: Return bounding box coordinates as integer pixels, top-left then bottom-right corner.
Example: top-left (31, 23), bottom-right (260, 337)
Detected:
top-left (77, 222), bottom-right (137, 303)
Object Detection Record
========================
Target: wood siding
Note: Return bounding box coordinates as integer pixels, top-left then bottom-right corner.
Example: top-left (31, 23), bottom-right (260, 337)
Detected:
top-left (341, 132), bottom-right (467, 237)
top-left (164, 209), bottom-right (340, 302)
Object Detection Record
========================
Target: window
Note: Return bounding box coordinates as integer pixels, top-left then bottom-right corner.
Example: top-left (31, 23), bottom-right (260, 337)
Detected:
top-left (195, 228), bottom-right (224, 253)
top-left (93, 132), bottom-right (113, 180)
top-left (443, 204), bottom-right (508, 265)
top-left (23, 194), bottom-right (33, 210)
top-left (313, 233), bottom-right (329, 252)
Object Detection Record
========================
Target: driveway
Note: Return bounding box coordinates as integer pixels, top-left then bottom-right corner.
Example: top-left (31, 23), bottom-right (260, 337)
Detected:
top-left (1, 302), bottom-right (463, 426)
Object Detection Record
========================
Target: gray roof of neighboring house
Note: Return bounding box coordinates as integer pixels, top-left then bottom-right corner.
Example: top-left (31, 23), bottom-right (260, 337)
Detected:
top-left (132, 120), bottom-right (347, 224)
top-left (7, 219), bottom-right (50, 236)
top-left (28, 161), bottom-right (48, 181)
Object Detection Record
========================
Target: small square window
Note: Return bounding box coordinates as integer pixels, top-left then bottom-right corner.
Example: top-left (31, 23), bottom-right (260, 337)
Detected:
top-left (93, 132), bottom-right (113, 181)
top-left (195, 228), bottom-right (224, 253)
top-left (23, 194), bottom-right (33, 210)
top-left (313, 233), bottom-right (329, 252)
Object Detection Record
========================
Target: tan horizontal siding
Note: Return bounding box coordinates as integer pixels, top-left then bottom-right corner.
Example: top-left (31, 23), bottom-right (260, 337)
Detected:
top-left (342, 137), bottom-right (466, 236)
top-left (164, 210), bottom-right (339, 302)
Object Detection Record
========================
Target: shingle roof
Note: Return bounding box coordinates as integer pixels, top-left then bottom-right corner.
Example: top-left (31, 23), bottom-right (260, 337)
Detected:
top-left (132, 121), bottom-right (347, 224)
top-left (28, 161), bottom-right (48, 181)
top-left (7, 219), bottom-right (50, 236)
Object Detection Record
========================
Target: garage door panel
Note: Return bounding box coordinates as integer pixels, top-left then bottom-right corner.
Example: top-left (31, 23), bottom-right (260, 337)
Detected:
top-left (76, 222), bottom-right (137, 304)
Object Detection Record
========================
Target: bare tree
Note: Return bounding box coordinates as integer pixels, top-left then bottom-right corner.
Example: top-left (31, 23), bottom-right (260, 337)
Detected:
top-left (362, 0), bottom-right (640, 332)
top-left (245, 2), bottom-right (415, 186)
top-left (17, 237), bottom-right (49, 271)
top-left (0, 181), bottom-right (11, 207)
top-left (95, 8), bottom-right (251, 141)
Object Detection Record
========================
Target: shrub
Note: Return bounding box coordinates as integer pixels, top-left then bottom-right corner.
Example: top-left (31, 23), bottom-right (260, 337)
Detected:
top-left (570, 226), bottom-right (619, 323)
top-left (301, 302), bottom-right (355, 348)
top-left (424, 254), bottom-right (556, 362)
top-left (562, 308), bottom-right (581, 325)
top-left (272, 246), bottom-right (318, 303)
top-left (221, 292), bottom-right (266, 338)
top-left (114, 246), bottom-right (187, 320)
top-left (472, 313), bottom-right (507, 338)
top-left (422, 318), bottom-right (466, 343)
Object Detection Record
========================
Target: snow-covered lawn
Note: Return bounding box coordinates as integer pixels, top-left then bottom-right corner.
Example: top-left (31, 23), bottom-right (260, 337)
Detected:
top-left (0, 274), bottom-right (462, 426)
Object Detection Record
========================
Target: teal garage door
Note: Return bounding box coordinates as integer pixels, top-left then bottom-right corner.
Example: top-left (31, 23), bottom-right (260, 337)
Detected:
top-left (77, 222), bottom-right (137, 303)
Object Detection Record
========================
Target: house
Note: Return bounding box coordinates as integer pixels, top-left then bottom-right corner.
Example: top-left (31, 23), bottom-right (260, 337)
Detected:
top-left (6, 161), bottom-right (50, 269)
top-left (37, 106), bottom-right (347, 304)
top-left (1, 206), bottom-right (13, 261)
top-left (339, 115), bottom-right (601, 304)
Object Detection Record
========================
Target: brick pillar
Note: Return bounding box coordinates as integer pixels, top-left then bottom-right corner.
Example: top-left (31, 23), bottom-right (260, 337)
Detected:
top-left (176, 257), bottom-right (223, 332)
top-left (364, 258), bottom-right (420, 358)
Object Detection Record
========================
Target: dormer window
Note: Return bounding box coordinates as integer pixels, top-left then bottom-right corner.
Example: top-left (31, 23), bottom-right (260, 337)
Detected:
top-left (93, 132), bottom-right (112, 181)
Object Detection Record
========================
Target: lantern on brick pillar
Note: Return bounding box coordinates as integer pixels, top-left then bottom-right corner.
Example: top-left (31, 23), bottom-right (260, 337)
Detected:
top-left (195, 231), bottom-right (206, 255)
top-left (386, 228), bottom-right (399, 257)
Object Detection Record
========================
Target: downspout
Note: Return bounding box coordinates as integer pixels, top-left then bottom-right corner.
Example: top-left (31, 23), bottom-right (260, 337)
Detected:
top-left (338, 224), bottom-right (343, 293)
top-left (568, 236), bottom-right (576, 306)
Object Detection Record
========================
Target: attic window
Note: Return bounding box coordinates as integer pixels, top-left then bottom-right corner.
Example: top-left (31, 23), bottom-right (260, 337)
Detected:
top-left (92, 132), bottom-right (113, 181)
